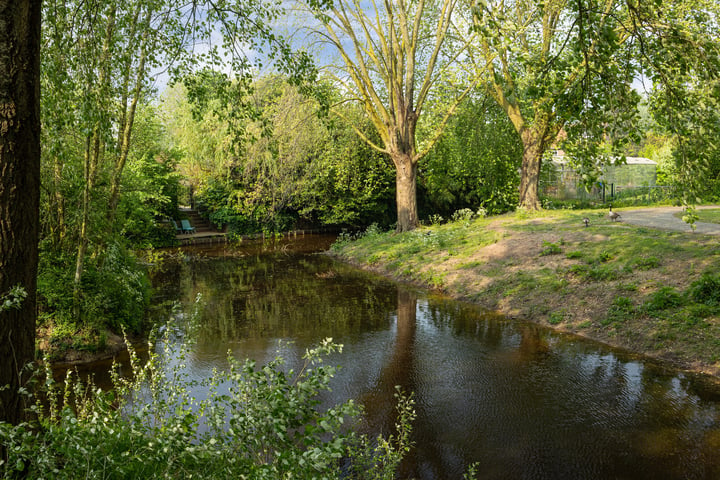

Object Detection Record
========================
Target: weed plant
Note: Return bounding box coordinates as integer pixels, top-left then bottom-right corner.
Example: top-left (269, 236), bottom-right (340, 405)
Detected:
top-left (604, 273), bottom-right (720, 331)
top-left (0, 321), bottom-right (415, 479)
top-left (603, 296), bottom-right (635, 325)
top-left (540, 240), bottom-right (563, 256)
top-left (688, 273), bottom-right (720, 305)
top-left (643, 287), bottom-right (686, 314)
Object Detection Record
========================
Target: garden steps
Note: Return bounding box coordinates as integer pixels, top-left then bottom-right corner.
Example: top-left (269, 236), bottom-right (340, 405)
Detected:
top-left (176, 207), bottom-right (227, 244)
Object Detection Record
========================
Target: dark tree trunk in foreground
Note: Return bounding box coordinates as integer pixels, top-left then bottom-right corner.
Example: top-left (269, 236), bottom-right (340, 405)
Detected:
top-left (0, 0), bottom-right (42, 426)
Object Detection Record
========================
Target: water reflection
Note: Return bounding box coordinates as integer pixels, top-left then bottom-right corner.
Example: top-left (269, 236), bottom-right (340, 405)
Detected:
top-left (145, 237), bottom-right (720, 479)
top-left (359, 288), bottom-right (420, 477)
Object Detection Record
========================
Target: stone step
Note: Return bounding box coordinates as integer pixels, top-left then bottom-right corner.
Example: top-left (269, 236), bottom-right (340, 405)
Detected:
top-left (178, 208), bottom-right (221, 233)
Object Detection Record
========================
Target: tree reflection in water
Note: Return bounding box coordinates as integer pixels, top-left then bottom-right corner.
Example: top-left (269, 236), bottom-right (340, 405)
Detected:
top-left (139, 239), bottom-right (720, 480)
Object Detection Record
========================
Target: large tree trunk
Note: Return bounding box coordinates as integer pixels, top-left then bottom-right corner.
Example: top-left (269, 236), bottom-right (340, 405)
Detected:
top-left (518, 130), bottom-right (544, 210)
top-left (393, 153), bottom-right (419, 232)
top-left (0, 0), bottom-right (41, 426)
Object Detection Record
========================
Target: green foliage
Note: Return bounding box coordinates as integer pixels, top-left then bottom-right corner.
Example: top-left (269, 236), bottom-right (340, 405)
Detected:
top-left (200, 179), bottom-right (270, 236)
top-left (596, 251), bottom-right (614, 263)
top-left (1, 286), bottom-right (27, 312)
top-left (470, 0), bottom-right (647, 209)
top-left (330, 224), bottom-right (387, 252)
top-left (451, 208), bottom-right (475, 223)
top-left (297, 105), bottom-right (395, 229)
top-left (305, 0), bottom-right (478, 231)
top-left (420, 97), bottom-right (521, 216)
top-left (548, 310), bottom-right (566, 325)
top-left (427, 214), bottom-right (444, 226)
top-left (38, 0), bottom-right (320, 344)
top-left (569, 263), bottom-right (620, 282)
top-left (464, 462), bottom-right (480, 480)
top-left (641, 1), bottom-right (720, 204)
top-left (170, 77), bottom-right (395, 234)
top-left (688, 273), bottom-right (720, 306)
top-left (642, 287), bottom-right (686, 313)
top-left (118, 148), bottom-right (183, 248)
top-left (540, 241), bottom-right (562, 256)
top-left (603, 296), bottom-right (636, 325)
top-left (628, 256), bottom-right (661, 271)
top-left (567, 249), bottom-right (621, 281)
top-left (344, 387), bottom-right (416, 480)
top-left (690, 208), bottom-right (720, 225)
top-left (38, 242), bottom-right (151, 346)
top-left (681, 206), bottom-right (699, 231)
top-left (0, 337), bottom-right (414, 479)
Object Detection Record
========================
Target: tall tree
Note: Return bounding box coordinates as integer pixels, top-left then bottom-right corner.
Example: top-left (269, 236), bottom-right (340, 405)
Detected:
top-left (634, 0), bottom-right (720, 204)
top-left (163, 76), bottom-right (395, 232)
top-left (0, 0), bottom-right (41, 425)
top-left (469, 0), bottom-right (642, 210)
top-left (42, 0), bottom-right (177, 303)
top-left (304, 0), bottom-right (477, 231)
top-left (41, 0), bottom-right (311, 315)
top-left (469, 0), bottom-right (720, 210)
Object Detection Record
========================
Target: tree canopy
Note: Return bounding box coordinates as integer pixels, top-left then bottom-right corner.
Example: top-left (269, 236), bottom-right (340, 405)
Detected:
top-left (301, 0), bottom-right (479, 231)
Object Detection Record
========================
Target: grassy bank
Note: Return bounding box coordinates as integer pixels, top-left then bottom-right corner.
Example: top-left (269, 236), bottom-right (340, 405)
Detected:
top-left (330, 209), bottom-right (720, 378)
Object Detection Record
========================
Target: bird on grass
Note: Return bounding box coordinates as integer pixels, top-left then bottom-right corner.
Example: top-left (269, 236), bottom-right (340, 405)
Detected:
top-left (583, 217), bottom-right (590, 227)
top-left (608, 204), bottom-right (621, 222)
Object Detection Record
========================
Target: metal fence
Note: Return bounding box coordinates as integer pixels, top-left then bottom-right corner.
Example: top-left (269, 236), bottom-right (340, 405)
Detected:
top-left (541, 181), bottom-right (673, 203)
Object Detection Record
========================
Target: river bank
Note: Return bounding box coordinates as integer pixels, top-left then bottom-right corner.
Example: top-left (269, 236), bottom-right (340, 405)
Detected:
top-left (329, 208), bottom-right (720, 380)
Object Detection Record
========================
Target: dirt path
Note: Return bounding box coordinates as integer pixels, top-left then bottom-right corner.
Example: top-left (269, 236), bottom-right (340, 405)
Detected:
top-left (619, 205), bottom-right (720, 234)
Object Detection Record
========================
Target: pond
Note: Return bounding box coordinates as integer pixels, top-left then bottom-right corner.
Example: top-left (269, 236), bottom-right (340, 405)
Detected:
top-left (141, 235), bottom-right (720, 479)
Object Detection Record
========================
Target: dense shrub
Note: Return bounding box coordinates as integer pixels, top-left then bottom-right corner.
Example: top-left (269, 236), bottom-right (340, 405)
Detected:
top-left (118, 150), bottom-right (183, 249)
top-left (688, 273), bottom-right (720, 306)
top-left (0, 338), bottom-right (414, 479)
top-left (643, 286), bottom-right (686, 313)
top-left (38, 241), bottom-right (151, 347)
top-left (420, 97), bottom-right (521, 218)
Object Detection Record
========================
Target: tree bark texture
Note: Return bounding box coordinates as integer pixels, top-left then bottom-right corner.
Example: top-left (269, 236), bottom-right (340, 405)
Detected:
top-left (518, 129), bottom-right (544, 210)
top-left (393, 153), bottom-right (419, 232)
top-left (0, 0), bottom-right (41, 425)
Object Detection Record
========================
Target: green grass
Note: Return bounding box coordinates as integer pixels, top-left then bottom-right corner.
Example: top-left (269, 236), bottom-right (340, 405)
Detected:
top-left (330, 208), bottom-right (720, 374)
top-left (549, 310), bottom-right (567, 325)
top-left (602, 296), bottom-right (635, 326)
top-left (540, 240), bottom-right (563, 256)
top-left (332, 216), bottom-right (502, 280)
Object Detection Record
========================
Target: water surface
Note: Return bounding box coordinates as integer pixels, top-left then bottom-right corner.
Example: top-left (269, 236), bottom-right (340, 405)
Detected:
top-left (145, 236), bottom-right (720, 479)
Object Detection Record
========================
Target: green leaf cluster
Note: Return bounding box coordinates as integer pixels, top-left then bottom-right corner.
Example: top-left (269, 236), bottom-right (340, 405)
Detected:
top-left (420, 96), bottom-right (521, 217)
top-left (0, 336), bottom-right (415, 479)
top-left (164, 76), bottom-right (396, 234)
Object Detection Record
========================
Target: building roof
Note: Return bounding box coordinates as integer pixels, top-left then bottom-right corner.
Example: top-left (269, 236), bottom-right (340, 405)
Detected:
top-left (623, 156), bottom-right (657, 165)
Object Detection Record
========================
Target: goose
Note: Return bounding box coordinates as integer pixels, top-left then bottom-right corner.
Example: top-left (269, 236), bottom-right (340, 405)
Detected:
top-left (583, 217), bottom-right (590, 227)
top-left (608, 205), bottom-right (621, 222)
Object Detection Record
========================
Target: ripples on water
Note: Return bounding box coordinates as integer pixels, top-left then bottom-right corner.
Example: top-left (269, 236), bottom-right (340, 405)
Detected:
top-left (110, 236), bottom-right (720, 478)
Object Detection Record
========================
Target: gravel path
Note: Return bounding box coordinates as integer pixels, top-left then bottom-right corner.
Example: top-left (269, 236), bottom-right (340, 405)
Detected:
top-left (617, 205), bottom-right (720, 234)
